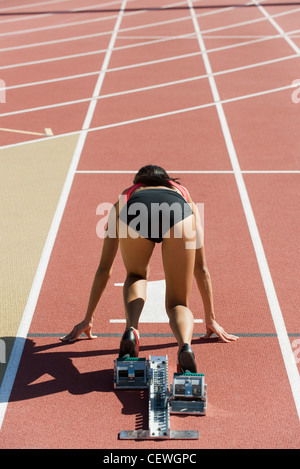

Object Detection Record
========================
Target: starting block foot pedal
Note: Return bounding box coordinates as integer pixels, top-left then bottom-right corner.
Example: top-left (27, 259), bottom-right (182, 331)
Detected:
top-left (170, 372), bottom-right (207, 415)
top-left (114, 357), bottom-right (148, 389)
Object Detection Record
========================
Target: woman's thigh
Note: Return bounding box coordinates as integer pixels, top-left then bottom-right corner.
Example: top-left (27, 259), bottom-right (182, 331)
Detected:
top-left (118, 221), bottom-right (155, 277)
top-left (162, 217), bottom-right (196, 309)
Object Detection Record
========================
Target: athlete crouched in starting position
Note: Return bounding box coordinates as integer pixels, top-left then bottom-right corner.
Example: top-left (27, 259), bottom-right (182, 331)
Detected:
top-left (62, 165), bottom-right (238, 372)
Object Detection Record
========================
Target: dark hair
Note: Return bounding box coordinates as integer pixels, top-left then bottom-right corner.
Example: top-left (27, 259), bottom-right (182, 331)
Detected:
top-left (133, 165), bottom-right (180, 188)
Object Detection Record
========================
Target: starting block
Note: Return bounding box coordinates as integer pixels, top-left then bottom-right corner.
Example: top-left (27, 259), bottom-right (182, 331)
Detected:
top-left (170, 372), bottom-right (207, 415)
top-left (114, 355), bottom-right (207, 440)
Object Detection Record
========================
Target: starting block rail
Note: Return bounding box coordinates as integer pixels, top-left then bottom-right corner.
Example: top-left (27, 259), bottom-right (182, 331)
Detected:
top-left (114, 355), bottom-right (207, 440)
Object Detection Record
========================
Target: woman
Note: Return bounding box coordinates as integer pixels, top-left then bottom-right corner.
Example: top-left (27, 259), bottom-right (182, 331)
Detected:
top-left (62, 165), bottom-right (238, 373)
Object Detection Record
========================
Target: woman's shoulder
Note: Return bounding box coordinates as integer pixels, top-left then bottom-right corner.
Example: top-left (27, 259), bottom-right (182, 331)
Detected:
top-left (121, 187), bottom-right (131, 195)
top-left (169, 180), bottom-right (191, 202)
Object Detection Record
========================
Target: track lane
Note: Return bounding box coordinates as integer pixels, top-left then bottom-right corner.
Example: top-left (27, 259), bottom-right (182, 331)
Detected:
top-left (243, 173), bottom-right (300, 335)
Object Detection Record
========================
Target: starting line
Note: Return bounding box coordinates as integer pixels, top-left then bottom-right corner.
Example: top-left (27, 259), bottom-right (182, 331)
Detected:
top-left (0, 127), bottom-right (53, 136)
top-left (114, 355), bottom-right (207, 440)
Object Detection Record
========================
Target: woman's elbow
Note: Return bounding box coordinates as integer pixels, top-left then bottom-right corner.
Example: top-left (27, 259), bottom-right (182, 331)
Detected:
top-left (194, 264), bottom-right (210, 278)
top-left (96, 266), bottom-right (113, 279)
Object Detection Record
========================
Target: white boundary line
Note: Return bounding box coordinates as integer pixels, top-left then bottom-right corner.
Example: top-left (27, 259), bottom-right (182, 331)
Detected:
top-left (0, 0), bottom-right (70, 13)
top-left (74, 170), bottom-right (300, 174)
top-left (109, 318), bottom-right (204, 323)
top-left (116, 33), bottom-right (300, 39)
top-left (188, 0), bottom-right (300, 420)
top-left (0, 0), bottom-right (128, 431)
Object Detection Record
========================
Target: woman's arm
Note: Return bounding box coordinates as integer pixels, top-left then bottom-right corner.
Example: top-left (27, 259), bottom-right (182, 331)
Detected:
top-left (61, 204), bottom-right (119, 342)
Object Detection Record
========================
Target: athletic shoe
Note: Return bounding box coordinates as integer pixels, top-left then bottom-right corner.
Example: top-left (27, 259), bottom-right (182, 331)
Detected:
top-left (118, 327), bottom-right (140, 358)
top-left (177, 343), bottom-right (197, 374)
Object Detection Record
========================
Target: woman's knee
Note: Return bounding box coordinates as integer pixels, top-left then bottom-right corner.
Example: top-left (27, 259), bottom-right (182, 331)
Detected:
top-left (126, 264), bottom-right (150, 280)
top-left (166, 298), bottom-right (189, 313)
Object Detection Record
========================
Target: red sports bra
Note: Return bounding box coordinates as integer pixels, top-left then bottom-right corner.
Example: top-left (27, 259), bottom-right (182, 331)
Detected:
top-left (124, 181), bottom-right (189, 202)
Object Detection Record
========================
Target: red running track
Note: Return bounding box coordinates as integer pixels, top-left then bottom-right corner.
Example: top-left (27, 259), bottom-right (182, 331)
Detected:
top-left (0, 0), bottom-right (299, 450)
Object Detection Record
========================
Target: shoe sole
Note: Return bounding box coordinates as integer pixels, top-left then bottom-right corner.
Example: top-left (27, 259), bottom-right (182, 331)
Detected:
top-left (178, 349), bottom-right (197, 374)
top-left (119, 329), bottom-right (139, 358)
top-left (119, 339), bottom-right (136, 358)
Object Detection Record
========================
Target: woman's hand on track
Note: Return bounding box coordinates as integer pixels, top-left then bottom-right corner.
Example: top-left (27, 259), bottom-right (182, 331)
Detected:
top-left (60, 320), bottom-right (97, 342)
top-left (204, 320), bottom-right (238, 343)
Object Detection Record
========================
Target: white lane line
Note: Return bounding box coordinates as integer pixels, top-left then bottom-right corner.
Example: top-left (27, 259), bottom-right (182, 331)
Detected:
top-left (0, 0), bottom-right (128, 432)
top-left (252, 0), bottom-right (300, 54)
top-left (4, 50), bottom-right (298, 92)
top-left (188, 0), bottom-right (300, 420)
top-left (110, 319), bottom-right (204, 323)
top-left (0, 126), bottom-right (52, 136)
top-left (75, 170), bottom-right (300, 174)
top-left (238, 171), bottom-right (300, 174)
top-left (116, 33), bottom-right (300, 39)
top-left (0, 0), bottom-right (70, 12)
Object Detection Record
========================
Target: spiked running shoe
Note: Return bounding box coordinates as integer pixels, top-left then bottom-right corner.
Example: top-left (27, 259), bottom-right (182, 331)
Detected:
top-left (177, 343), bottom-right (197, 374)
top-left (119, 327), bottom-right (140, 358)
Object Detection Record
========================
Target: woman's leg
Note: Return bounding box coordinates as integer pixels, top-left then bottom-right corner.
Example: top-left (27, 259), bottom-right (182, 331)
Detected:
top-left (119, 226), bottom-right (155, 330)
top-left (162, 217), bottom-right (196, 350)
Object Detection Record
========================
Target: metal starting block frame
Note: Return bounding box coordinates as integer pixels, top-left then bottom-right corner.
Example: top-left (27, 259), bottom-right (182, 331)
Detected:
top-left (113, 355), bottom-right (207, 440)
top-left (114, 357), bottom-right (148, 389)
top-left (170, 372), bottom-right (207, 415)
